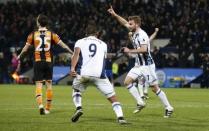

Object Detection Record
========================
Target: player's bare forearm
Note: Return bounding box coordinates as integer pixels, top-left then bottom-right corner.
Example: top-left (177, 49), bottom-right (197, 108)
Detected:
top-left (59, 41), bottom-right (73, 54)
top-left (123, 45), bottom-right (147, 53)
top-left (134, 48), bottom-right (147, 53)
top-left (70, 54), bottom-right (79, 77)
top-left (65, 47), bottom-right (73, 55)
top-left (18, 52), bottom-right (24, 59)
top-left (129, 49), bottom-right (147, 53)
top-left (114, 14), bottom-right (130, 29)
top-left (107, 6), bottom-right (130, 30)
top-left (71, 47), bottom-right (80, 72)
top-left (18, 44), bottom-right (30, 59)
top-left (71, 56), bottom-right (78, 71)
top-left (15, 60), bottom-right (21, 72)
top-left (149, 32), bottom-right (157, 42)
top-left (149, 28), bottom-right (159, 42)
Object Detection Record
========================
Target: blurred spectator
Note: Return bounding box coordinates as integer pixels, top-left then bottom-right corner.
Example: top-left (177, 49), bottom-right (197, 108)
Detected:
top-left (0, 0), bottom-right (208, 83)
top-left (11, 52), bottom-right (19, 73)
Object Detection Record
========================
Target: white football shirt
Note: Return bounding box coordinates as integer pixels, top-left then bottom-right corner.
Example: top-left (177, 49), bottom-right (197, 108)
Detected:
top-left (74, 36), bottom-right (107, 78)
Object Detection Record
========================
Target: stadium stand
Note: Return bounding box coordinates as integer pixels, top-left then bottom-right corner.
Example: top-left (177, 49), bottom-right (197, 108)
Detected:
top-left (0, 0), bottom-right (208, 86)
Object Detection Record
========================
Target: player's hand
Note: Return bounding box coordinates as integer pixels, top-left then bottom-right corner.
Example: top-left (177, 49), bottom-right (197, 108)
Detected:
top-left (155, 28), bottom-right (159, 32)
top-left (128, 32), bottom-right (133, 36)
top-left (70, 70), bottom-right (77, 77)
top-left (107, 6), bottom-right (116, 16)
top-left (128, 32), bottom-right (133, 39)
top-left (122, 47), bottom-right (130, 53)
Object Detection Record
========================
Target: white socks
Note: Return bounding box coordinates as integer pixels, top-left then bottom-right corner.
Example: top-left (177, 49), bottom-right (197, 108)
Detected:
top-left (156, 89), bottom-right (172, 108)
top-left (112, 102), bottom-right (123, 118)
top-left (143, 82), bottom-right (149, 95)
top-left (127, 84), bottom-right (145, 105)
top-left (39, 104), bottom-right (44, 109)
top-left (137, 83), bottom-right (144, 97)
top-left (72, 90), bottom-right (82, 109)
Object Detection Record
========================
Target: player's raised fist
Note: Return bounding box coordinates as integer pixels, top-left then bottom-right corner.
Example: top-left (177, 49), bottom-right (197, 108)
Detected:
top-left (107, 6), bottom-right (116, 16)
top-left (155, 28), bottom-right (159, 32)
top-left (128, 32), bottom-right (133, 37)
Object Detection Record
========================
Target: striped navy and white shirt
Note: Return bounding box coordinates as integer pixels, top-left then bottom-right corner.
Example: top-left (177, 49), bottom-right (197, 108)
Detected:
top-left (131, 28), bottom-right (154, 66)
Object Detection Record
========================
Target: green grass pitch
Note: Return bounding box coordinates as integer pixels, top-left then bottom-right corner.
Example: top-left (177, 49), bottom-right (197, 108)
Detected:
top-left (0, 84), bottom-right (209, 131)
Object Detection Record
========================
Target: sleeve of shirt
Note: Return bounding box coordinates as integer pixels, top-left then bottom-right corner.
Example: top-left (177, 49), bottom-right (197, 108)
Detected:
top-left (104, 43), bottom-right (107, 54)
top-left (104, 43), bottom-right (107, 58)
top-left (26, 33), bottom-right (33, 45)
top-left (138, 33), bottom-right (149, 45)
top-left (74, 40), bottom-right (82, 48)
top-left (52, 33), bottom-right (61, 44)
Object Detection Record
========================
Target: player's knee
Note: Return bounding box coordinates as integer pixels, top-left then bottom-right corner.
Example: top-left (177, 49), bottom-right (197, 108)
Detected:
top-left (107, 95), bottom-right (117, 103)
top-left (124, 81), bottom-right (128, 86)
top-left (74, 89), bottom-right (80, 92)
top-left (106, 91), bottom-right (115, 98)
top-left (46, 80), bottom-right (52, 84)
top-left (46, 81), bottom-right (52, 89)
top-left (36, 81), bottom-right (43, 87)
top-left (150, 85), bottom-right (159, 93)
top-left (72, 89), bottom-right (81, 97)
top-left (124, 77), bottom-right (134, 87)
top-left (124, 80), bottom-right (131, 87)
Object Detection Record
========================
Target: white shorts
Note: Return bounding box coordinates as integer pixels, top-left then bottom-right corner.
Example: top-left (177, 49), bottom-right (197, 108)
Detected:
top-left (127, 64), bottom-right (158, 86)
top-left (72, 75), bottom-right (115, 98)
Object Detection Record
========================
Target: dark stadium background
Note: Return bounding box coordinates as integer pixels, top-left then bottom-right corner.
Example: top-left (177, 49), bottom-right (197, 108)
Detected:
top-left (0, 0), bottom-right (208, 88)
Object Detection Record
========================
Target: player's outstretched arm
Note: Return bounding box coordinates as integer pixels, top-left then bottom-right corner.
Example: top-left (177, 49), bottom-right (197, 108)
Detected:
top-left (70, 47), bottom-right (80, 77)
top-left (149, 28), bottom-right (159, 42)
top-left (58, 41), bottom-right (73, 55)
top-left (123, 45), bottom-right (148, 53)
top-left (15, 60), bottom-right (21, 73)
top-left (107, 6), bottom-right (130, 30)
top-left (17, 44), bottom-right (30, 60)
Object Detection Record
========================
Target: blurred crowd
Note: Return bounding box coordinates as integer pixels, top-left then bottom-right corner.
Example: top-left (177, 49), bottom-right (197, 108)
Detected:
top-left (0, 0), bottom-right (209, 83)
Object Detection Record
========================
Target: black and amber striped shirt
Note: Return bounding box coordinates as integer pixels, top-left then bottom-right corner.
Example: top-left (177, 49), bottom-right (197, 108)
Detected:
top-left (26, 28), bottom-right (61, 62)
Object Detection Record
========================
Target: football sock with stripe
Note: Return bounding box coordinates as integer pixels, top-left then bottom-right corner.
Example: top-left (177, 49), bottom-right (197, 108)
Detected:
top-left (143, 82), bottom-right (149, 95)
top-left (72, 90), bottom-right (82, 109)
top-left (35, 86), bottom-right (43, 108)
top-left (137, 83), bottom-right (144, 97)
top-left (127, 83), bottom-right (145, 105)
top-left (45, 88), bottom-right (53, 111)
top-left (156, 89), bottom-right (171, 108)
top-left (112, 102), bottom-right (123, 118)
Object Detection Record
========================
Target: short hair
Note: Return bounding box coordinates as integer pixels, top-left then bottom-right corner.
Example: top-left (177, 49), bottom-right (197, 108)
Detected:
top-left (37, 14), bottom-right (48, 27)
top-left (85, 20), bottom-right (98, 35)
top-left (128, 16), bottom-right (141, 26)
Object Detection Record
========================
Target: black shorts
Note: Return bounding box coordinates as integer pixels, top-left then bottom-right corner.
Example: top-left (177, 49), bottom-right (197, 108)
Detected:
top-left (34, 61), bottom-right (53, 82)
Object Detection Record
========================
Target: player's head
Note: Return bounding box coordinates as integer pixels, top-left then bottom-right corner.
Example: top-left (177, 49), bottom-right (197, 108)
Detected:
top-left (36, 14), bottom-right (48, 28)
top-left (85, 20), bottom-right (99, 37)
top-left (128, 16), bottom-right (141, 31)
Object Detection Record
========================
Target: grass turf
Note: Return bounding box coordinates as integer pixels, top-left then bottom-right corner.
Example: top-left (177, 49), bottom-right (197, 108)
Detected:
top-left (0, 84), bottom-right (209, 131)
